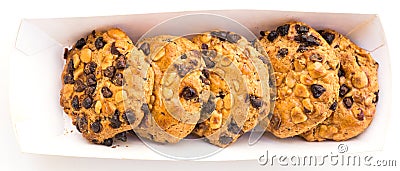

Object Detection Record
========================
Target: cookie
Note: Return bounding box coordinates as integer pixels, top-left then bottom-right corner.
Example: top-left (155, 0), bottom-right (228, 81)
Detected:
top-left (191, 31), bottom-right (272, 147)
top-left (301, 30), bottom-right (379, 141)
top-left (133, 35), bottom-right (203, 143)
top-left (259, 22), bottom-right (340, 138)
top-left (60, 28), bottom-right (146, 146)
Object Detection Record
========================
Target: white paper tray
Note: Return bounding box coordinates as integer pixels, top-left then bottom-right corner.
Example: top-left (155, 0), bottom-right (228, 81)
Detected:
top-left (10, 10), bottom-right (391, 161)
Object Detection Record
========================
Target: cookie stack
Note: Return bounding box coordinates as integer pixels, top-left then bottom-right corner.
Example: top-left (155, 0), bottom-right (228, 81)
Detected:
top-left (60, 21), bottom-right (379, 147)
top-left (259, 22), bottom-right (379, 141)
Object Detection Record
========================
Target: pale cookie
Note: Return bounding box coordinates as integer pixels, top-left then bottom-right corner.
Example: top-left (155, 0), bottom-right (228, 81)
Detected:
top-left (134, 35), bottom-right (203, 143)
top-left (192, 31), bottom-right (272, 147)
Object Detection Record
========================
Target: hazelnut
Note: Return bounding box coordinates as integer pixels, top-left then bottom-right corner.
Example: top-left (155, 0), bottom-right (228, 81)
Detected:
top-left (291, 106), bottom-right (307, 124)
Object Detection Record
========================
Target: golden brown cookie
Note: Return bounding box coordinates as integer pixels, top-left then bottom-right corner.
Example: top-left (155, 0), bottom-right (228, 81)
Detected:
top-left (60, 28), bottom-right (146, 146)
top-left (259, 22), bottom-right (340, 138)
top-left (133, 35), bottom-right (203, 143)
top-left (301, 30), bottom-right (379, 141)
top-left (192, 31), bottom-right (272, 147)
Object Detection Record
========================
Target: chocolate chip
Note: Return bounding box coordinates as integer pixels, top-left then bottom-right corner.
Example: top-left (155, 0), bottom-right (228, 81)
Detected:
top-left (95, 37), bottom-right (105, 49)
top-left (141, 103), bottom-right (150, 115)
top-left (227, 119), bottom-right (241, 134)
top-left (200, 69), bottom-right (211, 85)
top-left (110, 42), bottom-right (120, 55)
top-left (318, 30), bottom-right (335, 45)
top-left (219, 134), bottom-right (233, 145)
top-left (276, 48), bottom-right (288, 58)
top-left (356, 109), bottom-right (364, 121)
top-left (122, 109), bottom-right (135, 124)
top-left (201, 43), bottom-right (208, 50)
top-left (76, 115), bottom-right (88, 133)
top-left (86, 74), bottom-right (97, 86)
top-left (202, 49), bottom-right (217, 58)
top-left (297, 44), bottom-right (308, 52)
top-left (91, 120), bottom-right (102, 133)
top-left (200, 75), bottom-right (210, 85)
top-left (115, 55), bottom-right (127, 69)
top-left (72, 95), bottom-right (80, 110)
top-left (102, 138), bottom-right (113, 146)
top-left (309, 53), bottom-right (323, 62)
top-left (67, 59), bottom-right (74, 75)
top-left (180, 54), bottom-right (187, 59)
top-left (277, 24), bottom-right (290, 36)
top-left (202, 69), bottom-right (210, 78)
top-left (304, 108), bottom-right (311, 113)
top-left (104, 66), bottom-right (116, 78)
top-left (115, 132), bottom-right (127, 142)
top-left (112, 73), bottom-right (124, 86)
top-left (74, 79), bottom-right (86, 92)
top-left (338, 67), bottom-right (345, 77)
top-left (84, 62), bottom-right (97, 75)
top-left (138, 104), bottom-right (150, 128)
top-left (82, 96), bottom-right (93, 109)
top-left (91, 30), bottom-right (96, 37)
top-left (110, 110), bottom-right (122, 129)
top-left (311, 84), bottom-right (326, 98)
top-left (295, 24), bottom-right (309, 34)
top-left (210, 31), bottom-right (228, 41)
top-left (189, 59), bottom-right (198, 66)
top-left (75, 38), bottom-right (86, 50)
top-left (101, 87), bottom-right (113, 98)
top-left (295, 34), bottom-right (320, 47)
top-left (63, 48), bottom-right (69, 59)
top-left (174, 64), bottom-right (193, 78)
top-left (260, 31), bottom-right (266, 37)
top-left (217, 92), bottom-right (226, 99)
top-left (373, 91), bottom-right (379, 103)
top-left (267, 31), bottom-right (278, 42)
top-left (339, 84), bottom-right (351, 97)
top-left (305, 35), bottom-right (320, 46)
top-left (343, 96), bottom-right (353, 109)
top-left (329, 101), bottom-right (338, 111)
top-left (200, 96), bottom-right (216, 117)
top-left (227, 33), bottom-right (241, 43)
top-left (202, 56), bottom-right (215, 68)
top-left (180, 86), bottom-right (198, 101)
top-left (63, 74), bottom-right (75, 84)
top-left (249, 95), bottom-right (263, 109)
top-left (85, 86), bottom-right (96, 95)
top-left (139, 42), bottom-right (150, 56)
top-left (270, 115), bottom-right (281, 130)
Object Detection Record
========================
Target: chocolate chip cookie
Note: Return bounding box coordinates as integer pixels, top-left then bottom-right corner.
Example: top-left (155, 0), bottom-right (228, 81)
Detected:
top-left (133, 35), bottom-right (203, 143)
top-left (192, 31), bottom-right (272, 147)
top-left (259, 22), bottom-right (340, 138)
top-left (301, 30), bottom-right (379, 141)
top-left (60, 28), bottom-right (146, 146)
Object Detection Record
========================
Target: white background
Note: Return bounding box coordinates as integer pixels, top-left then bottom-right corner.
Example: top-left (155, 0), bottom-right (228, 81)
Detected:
top-left (1, 0), bottom-right (399, 170)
